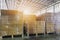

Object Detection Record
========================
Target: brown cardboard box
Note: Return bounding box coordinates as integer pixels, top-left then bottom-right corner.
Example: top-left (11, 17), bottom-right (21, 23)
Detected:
top-left (46, 22), bottom-right (54, 33)
top-left (36, 21), bottom-right (45, 33)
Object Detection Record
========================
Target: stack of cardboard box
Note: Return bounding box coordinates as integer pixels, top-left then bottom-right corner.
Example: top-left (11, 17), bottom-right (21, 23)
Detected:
top-left (0, 10), bottom-right (23, 36)
top-left (36, 12), bottom-right (55, 34)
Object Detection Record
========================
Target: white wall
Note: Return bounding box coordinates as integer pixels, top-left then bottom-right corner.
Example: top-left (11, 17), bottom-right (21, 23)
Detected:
top-left (55, 13), bottom-right (60, 34)
top-left (0, 0), bottom-right (1, 9)
top-left (0, 0), bottom-right (7, 9)
top-left (0, 0), bottom-right (19, 10)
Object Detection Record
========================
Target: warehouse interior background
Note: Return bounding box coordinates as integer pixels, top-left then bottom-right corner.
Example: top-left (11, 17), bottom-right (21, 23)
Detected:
top-left (0, 0), bottom-right (60, 40)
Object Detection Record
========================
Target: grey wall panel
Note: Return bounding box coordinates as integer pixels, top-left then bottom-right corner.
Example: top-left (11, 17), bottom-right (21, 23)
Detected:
top-left (0, 0), bottom-right (7, 9)
top-left (54, 13), bottom-right (60, 34)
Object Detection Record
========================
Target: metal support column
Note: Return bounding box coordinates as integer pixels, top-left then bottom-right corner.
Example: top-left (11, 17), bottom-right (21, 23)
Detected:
top-left (36, 21), bottom-right (38, 37)
top-left (53, 0), bottom-right (57, 34)
top-left (5, 0), bottom-right (9, 9)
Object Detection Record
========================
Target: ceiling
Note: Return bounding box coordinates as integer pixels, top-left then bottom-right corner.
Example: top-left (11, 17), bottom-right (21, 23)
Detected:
top-left (4, 0), bottom-right (60, 12)
top-left (0, 0), bottom-right (60, 12)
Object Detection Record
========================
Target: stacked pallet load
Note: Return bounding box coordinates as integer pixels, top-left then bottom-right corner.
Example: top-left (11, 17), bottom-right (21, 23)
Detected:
top-left (45, 13), bottom-right (55, 34)
top-left (36, 12), bottom-right (55, 34)
top-left (36, 21), bottom-right (45, 34)
top-left (36, 14), bottom-right (45, 34)
top-left (0, 10), bottom-right (23, 36)
top-left (24, 15), bottom-right (36, 35)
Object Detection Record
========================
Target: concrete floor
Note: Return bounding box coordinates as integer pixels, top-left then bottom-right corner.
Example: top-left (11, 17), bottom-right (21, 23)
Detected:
top-left (1, 35), bottom-right (60, 40)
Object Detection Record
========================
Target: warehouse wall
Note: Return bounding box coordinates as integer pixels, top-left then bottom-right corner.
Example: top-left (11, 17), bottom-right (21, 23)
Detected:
top-left (0, 0), bottom-right (21, 10)
top-left (0, 0), bottom-right (7, 9)
top-left (54, 13), bottom-right (60, 34)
